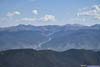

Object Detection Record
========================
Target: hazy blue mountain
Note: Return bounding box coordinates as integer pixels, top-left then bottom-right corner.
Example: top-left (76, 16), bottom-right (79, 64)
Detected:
top-left (91, 24), bottom-right (100, 29)
top-left (0, 49), bottom-right (100, 67)
top-left (0, 24), bottom-right (100, 51)
top-left (42, 29), bottom-right (100, 51)
top-left (0, 30), bottom-right (48, 50)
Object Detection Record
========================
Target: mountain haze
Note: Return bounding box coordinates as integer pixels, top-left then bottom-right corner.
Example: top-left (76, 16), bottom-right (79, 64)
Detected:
top-left (0, 24), bottom-right (100, 51)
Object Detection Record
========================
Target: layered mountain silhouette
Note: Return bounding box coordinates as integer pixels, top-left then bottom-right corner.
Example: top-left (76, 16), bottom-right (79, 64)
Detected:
top-left (0, 24), bottom-right (100, 51)
top-left (0, 49), bottom-right (100, 67)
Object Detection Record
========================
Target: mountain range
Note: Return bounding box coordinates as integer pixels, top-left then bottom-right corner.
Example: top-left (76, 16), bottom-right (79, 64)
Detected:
top-left (0, 24), bottom-right (100, 51)
top-left (0, 49), bottom-right (100, 67)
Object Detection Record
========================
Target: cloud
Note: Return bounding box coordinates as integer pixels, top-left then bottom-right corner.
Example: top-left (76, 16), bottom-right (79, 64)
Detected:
top-left (6, 11), bottom-right (21, 17)
top-left (16, 14), bottom-right (56, 23)
top-left (19, 17), bottom-right (36, 22)
top-left (32, 10), bottom-right (38, 15)
top-left (77, 5), bottom-right (100, 20)
top-left (41, 15), bottom-right (56, 22)
top-left (5, 10), bottom-right (56, 25)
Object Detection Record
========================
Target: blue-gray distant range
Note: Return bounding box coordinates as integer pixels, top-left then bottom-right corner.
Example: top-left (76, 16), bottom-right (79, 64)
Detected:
top-left (0, 24), bottom-right (100, 51)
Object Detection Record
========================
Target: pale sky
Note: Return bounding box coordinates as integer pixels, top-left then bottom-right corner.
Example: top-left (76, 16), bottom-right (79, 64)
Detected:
top-left (0, 0), bottom-right (100, 27)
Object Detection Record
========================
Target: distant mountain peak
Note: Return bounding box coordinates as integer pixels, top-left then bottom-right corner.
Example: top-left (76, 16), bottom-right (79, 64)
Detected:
top-left (64, 24), bottom-right (84, 27)
top-left (91, 24), bottom-right (100, 28)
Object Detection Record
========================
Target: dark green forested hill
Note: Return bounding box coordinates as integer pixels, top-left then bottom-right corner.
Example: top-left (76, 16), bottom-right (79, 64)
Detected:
top-left (0, 49), bottom-right (100, 67)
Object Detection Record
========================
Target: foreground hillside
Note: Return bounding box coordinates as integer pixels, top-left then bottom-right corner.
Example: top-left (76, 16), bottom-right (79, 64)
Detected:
top-left (0, 49), bottom-right (100, 67)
